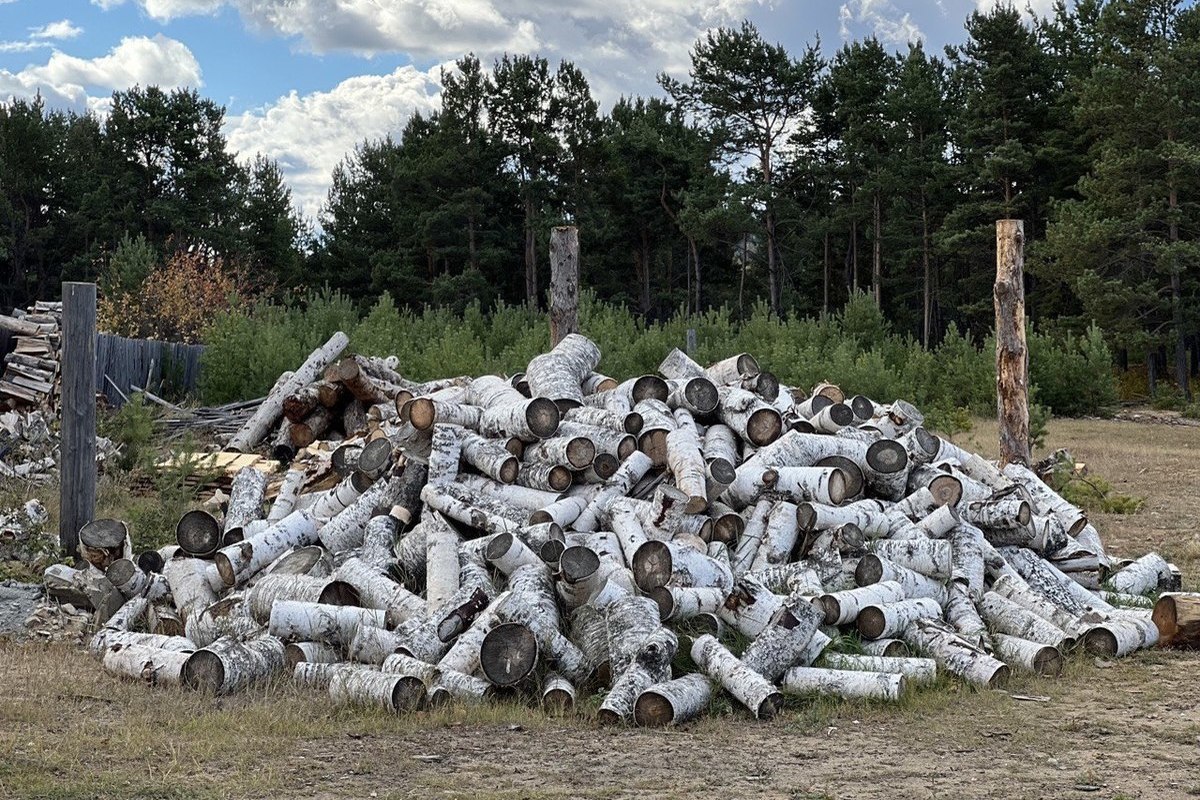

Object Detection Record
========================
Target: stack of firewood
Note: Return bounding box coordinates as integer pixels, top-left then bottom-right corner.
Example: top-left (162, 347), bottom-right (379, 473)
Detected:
top-left (60, 331), bottom-right (1200, 723)
top-left (0, 301), bottom-right (61, 410)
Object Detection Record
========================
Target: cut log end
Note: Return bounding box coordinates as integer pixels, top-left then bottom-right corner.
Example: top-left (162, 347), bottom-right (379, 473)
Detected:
top-left (560, 546), bottom-right (600, 584)
top-left (745, 409), bottom-right (783, 447)
top-left (866, 440), bottom-right (908, 474)
top-left (479, 622), bottom-right (539, 686)
top-left (632, 375), bottom-right (669, 403)
top-left (684, 378), bottom-right (720, 415)
top-left (181, 650), bottom-right (223, 693)
top-left (815, 456), bottom-right (864, 499)
top-left (928, 475), bottom-right (963, 507)
top-left (526, 398), bottom-right (562, 439)
top-left (632, 540), bottom-right (672, 592)
top-left (632, 691), bottom-right (675, 727)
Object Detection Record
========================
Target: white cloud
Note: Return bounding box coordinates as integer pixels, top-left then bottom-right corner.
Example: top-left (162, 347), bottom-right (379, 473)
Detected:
top-left (30, 20), bottom-right (85, 40)
top-left (0, 35), bottom-right (202, 113)
top-left (0, 40), bottom-right (43, 53)
top-left (838, 0), bottom-right (923, 46)
top-left (975, 0), bottom-right (1058, 18)
top-left (224, 65), bottom-right (442, 220)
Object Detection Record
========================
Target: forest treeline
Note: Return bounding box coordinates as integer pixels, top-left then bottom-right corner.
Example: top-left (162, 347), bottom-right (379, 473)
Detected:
top-left (1, 0), bottom-right (1197, 395)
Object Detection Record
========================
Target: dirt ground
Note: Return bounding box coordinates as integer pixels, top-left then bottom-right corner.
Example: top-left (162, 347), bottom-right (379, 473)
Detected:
top-left (3, 416), bottom-right (1199, 800)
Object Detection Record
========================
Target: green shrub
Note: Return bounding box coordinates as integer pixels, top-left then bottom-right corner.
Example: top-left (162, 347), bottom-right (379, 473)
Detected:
top-left (197, 289), bottom-right (1118, 420)
top-left (98, 393), bottom-right (158, 472)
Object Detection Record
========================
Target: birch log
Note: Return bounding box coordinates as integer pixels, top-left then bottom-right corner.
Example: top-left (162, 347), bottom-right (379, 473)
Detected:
top-left (818, 581), bottom-right (905, 626)
top-left (268, 601), bottom-right (386, 647)
top-left (424, 511), bottom-right (462, 610)
top-left (904, 618), bottom-right (1009, 688)
top-left (691, 634), bottom-right (782, 719)
top-left (103, 643), bottom-right (192, 687)
top-left (633, 673), bottom-right (714, 727)
top-left (175, 510), bottom-right (221, 559)
top-left (1109, 552), bottom-right (1171, 596)
top-left (822, 653), bottom-right (936, 684)
top-left (229, 331), bottom-right (349, 452)
top-left (598, 626), bottom-right (678, 724)
top-left (781, 667), bottom-right (906, 701)
top-left (214, 509), bottom-right (320, 587)
top-left (182, 634), bottom-right (286, 693)
top-left (992, 633), bottom-right (1063, 676)
top-left (224, 467), bottom-right (268, 535)
top-left (329, 666), bottom-right (425, 712)
top-left (666, 376), bottom-right (720, 416)
top-left (870, 539), bottom-right (952, 580)
top-left (978, 592), bottom-right (1075, 649)
top-left (857, 598), bottom-right (942, 640)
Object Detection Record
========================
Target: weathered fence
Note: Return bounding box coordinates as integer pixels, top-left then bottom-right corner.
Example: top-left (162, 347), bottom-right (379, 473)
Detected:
top-left (95, 333), bottom-right (204, 407)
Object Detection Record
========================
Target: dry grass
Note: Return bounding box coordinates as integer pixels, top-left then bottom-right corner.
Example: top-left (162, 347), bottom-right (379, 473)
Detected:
top-left (3, 416), bottom-right (1200, 799)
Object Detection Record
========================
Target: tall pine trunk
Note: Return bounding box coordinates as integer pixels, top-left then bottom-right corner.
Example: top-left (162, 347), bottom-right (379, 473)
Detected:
top-left (766, 209), bottom-right (780, 315)
top-left (921, 190), bottom-right (932, 349)
top-left (851, 216), bottom-right (859, 294)
top-left (689, 236), bottom-right (702, 315)
top-left (524, 197), bottom-right (537, 307)
top-left (823, 230), bottom-right (830, 316)
top-left (872, 189), bottom-right (882, 308)
top-left (1168, 149), bottom-right (1190, 401)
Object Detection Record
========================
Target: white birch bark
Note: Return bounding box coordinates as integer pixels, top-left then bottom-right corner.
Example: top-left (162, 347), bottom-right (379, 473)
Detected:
top-left (92, 631), bottom-right (195, 658)
top-left (458, 430), bottom-right (521, 484)
top-left (486, 532), bottom-right (545, 576)
top-left (646, 585), bottom-right (726, 622)
top-left (854, 555), bottom-right (949, 605)
top-left (214, 509), bottom-right (320, 588)
top-left (950, 523), bottom-right (985, 601)
top-left (871, 539), bottom-right (952, 579)
top-left (631, 539), bottom-right (733, 593)
top-left (284, 641), bottom-right (341, 668)
top-left (426, 423), bottom-right (464, 486)
top-left (1108, 552), bottom-right (1171, 596)
top-left (818, 581), bottom-right (905, 626)
top-left (103, 643), bottom-right (192, 687)
top-left (455, 474), bottom-right (562, 511)
top-left (184, 597), bottom-right (260, 648)
top-left (746, 561), bottom-right (824, 596)
top-left (526, 333), bottom-right (602, 408)
top-left (810, 402), bottom-right (856, 434)
top-left (666, 377), bottom-right (720, 416)
top-left (992, 633), bottom-right (1063, 676)
top-left (748, 500), bottom-right (800, 571)
top-left (162, 556), bottom-right (218, 623)
top-left (856, 598), bottom-right (943, 640)
top-left (572, 451), bottom-right (654, 531)
top-left (977, 592), bottom-right (1075, 649)
top-left (598, 626), bottom-right (677, 724)
top-left (718, 576), bottom-right (787, 638)
top-left (740, 601), bottom-right (824, 681)
top-left (333, 556), bottom-right (426, 625)
top-left (268, 601), bottom-right (385, 647)
top-left (990, 573), bottom-right (1090, 638)
top-left (317, 475), bottom-right (402, 552)
top-left (418, 482), bottom-right (523, 537)
top-left (705, 353), bottom-right (760, 385)
top-left (821, 653), bottom-right (936, 684)
top-left (797, 500), bottom-right (892, 539)
top-left (730, 499), bottom-right (772, 576)
top-left (781, 666), bottom-right (906, 701)
top-left (944, 583), bottom-right (988, 647)
top-left (245, 573), bottom-right (346, 623)
top-left (421, 511), bottom-right (461, 610)
top-left (267, 469), bottom-right (307, 523)
top-left (902, 618), bottom-right (1009, 688)
top-left (690, 634), bottom-right (782, 719)
top-left (329, 666), bottom-right (425, 712)
top-left (717, 386), bottom-right (782, 447)
top-left (1001, 462), bottom-right (1087, 537)
top-left (763, 466), bottom-right (847, 505)
top-left (182, 634), bottom-right (287, 694)
top-left (224, 466), bottom-right (268, 534)
top-left (633, 673), bottom-right (714, 727)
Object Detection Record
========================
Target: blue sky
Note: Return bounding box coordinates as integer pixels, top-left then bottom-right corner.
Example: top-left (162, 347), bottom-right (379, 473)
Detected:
top-left (0, 0), bottom-right (1057, 219)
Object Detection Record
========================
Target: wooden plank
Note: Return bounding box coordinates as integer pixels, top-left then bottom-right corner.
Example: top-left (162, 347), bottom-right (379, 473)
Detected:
top-left (0, 315), bottom-right (43, 336)
top-left (6, 373), bottom-right (53, 393)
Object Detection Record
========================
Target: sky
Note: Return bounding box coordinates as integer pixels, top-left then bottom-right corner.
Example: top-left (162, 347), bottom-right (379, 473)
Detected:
top-left (0, 0), bottom-right (1060, 221)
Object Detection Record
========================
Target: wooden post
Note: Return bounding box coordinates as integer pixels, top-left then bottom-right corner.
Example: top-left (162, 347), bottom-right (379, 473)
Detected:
top-left (61, 282), bottom-right (97, 557)
top-left (994, 220), bottom-right (1030, 467)
top-left (549, 226), bottom-right (579, 347)
top-left (686, 328), bottom-right (697, 355)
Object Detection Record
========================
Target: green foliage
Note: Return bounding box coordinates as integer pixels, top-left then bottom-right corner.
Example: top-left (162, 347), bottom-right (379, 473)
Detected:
top-left (98, 393), bottom-right (158, 472)
top-left (198, 289), bottom-right (1118, 422)
top-left (100, 233), bottom-right (156, 297)
top-left (1043, 452), bottom-right (1144, 515)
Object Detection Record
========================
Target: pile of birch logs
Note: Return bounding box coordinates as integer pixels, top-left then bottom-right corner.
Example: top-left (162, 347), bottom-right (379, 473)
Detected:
top-left (0, 301), bottom-right (61, 409)
top-left (81, 332), bottom-right (1196, 725)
